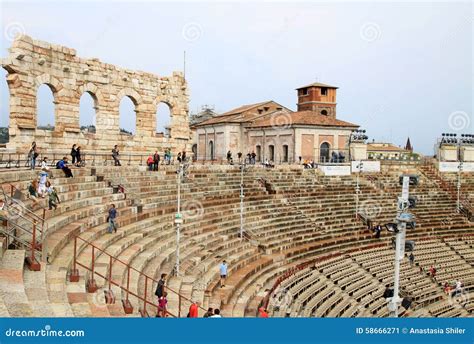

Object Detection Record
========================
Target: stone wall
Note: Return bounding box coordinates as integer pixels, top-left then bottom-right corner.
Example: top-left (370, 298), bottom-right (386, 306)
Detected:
top-left (1, 35), bottom-right (190, 154)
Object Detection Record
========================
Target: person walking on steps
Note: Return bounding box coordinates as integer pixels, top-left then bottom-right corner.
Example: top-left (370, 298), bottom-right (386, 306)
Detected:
top-left (107, 204), bottom-right (118, 233)
top-left (219, 260), bottom-right (228, 288)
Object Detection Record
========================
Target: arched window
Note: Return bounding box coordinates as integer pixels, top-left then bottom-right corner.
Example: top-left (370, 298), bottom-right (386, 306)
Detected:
top-left (0, 69), bottom-right (8, 144)
top-left (256, 145), bottom-right (261, 162)
top-left (209, 140), bottom-right (214, 160)
top-left (282, 144), bottom-right (289, 163)
top-left (156, 102), bottom-right (172, 138)
top-left (192, 144), bottom-right (197, 161)
top-left (79, 92), bottom-right (97, 133)
top-left (268, 145), bottom-right (275, 161)
top-left (37, 84), bottom-right (55, 130)
top-left (119, 96), bottom-right (136, 135)
top-left (321, 109), bottom-right (328, 116)
top-left (320, 142), bottom-right (330, 163)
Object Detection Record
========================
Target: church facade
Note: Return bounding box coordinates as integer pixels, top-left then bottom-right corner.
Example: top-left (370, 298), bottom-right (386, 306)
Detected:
top-left (192, 83), bottom-right (359, 163)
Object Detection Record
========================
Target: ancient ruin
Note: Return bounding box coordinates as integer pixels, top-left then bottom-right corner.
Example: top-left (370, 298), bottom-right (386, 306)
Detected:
top-left (1, 35), bottom-right (190, 154)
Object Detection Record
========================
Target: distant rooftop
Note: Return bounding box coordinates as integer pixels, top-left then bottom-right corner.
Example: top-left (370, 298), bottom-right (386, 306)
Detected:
top-left (296, 82), bottom-right (338, 90)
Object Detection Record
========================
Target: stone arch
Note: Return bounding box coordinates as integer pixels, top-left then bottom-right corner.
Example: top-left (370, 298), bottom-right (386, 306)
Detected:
top-left (320, 141), bottom-right (331, 163)
top-left (34, 73), bottom-right (62, 93)
top-left (115, 87), bottom-right (142, 107)
top-left (77, 82), bottom-right (105, 107)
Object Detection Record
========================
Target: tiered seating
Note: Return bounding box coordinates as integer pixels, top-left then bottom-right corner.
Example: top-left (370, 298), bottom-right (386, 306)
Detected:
top-left (1, 161), bottom-right (473, 318)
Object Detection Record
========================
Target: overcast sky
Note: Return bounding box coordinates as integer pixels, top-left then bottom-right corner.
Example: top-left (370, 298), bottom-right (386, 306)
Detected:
top-left (1, 0), bottom-right (472, 154)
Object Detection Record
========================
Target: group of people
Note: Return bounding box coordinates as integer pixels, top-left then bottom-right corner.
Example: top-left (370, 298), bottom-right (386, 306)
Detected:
top-left (27, 165), bottom-right (61, 210)
top-left (146, 149), bottom-right (187, 171)
top-left (444, 280), bottom-right (463, 297)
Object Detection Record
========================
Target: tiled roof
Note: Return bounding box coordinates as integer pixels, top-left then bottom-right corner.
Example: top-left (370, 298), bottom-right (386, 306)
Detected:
top-left (249, 110), bottom-right (358, 128)
top-left (194, 101), bottom-right (285, 126)
top-left (296, 82), bottom-right (338, 90)
top-left (367, 144), bottom-right (407, 152)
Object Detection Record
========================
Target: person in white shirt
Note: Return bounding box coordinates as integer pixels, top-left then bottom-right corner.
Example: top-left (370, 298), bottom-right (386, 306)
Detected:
top-left (210, 309), bottom-right (222, 318)
top-left (41, 157), bottom-right (53, 178)
top-left (219, 260), bottom-right (228, 288)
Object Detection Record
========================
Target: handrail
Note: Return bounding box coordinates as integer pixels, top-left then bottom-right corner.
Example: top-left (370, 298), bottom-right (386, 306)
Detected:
top-left (2, 185), bottom-right (46, 238)
top-left (71, 235), bottom-right (208, 316)
top-left (7, 184), bottom-right (47, 224)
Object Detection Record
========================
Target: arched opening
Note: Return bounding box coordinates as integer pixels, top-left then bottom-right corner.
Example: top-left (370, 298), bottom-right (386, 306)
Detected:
top-left (320, 142), bottom-right (330, 163)
top-left (192, 144), bottom-right (197, 161)
top-left (37, 84), bottom-right (55, 130)
top-left (156, 102), bottom-right (172, 138)
top-left (209, 140), bottom-right (214, 160)
top-left (321, 109), bottom-right (328, 116)
top-left (119, 96), bottom-right (136, 135)
top-left (0, 69), bottom-right (9, 144)
top-left (282, 144), bottom-right (289, 163)
top-left (79, 92), bottom-right (97, 133)
top-left (256, 145), bottom-right (261, 162)
top-left (268, 144), bottom-right (275, 161)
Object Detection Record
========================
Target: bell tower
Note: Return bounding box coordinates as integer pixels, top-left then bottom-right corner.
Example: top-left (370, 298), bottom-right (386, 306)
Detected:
top-left (296, 82), bottom-right (338, 118)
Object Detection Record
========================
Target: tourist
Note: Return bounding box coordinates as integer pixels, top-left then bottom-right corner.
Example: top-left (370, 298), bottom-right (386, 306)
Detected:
top-left (210, 309), bottom-right (222, 318)
top-left (57, 157), bottom-right (73, 178)
top-left (147, 155), bottom-right (153, 171)
top-left (258, 307), bottom-right (269, 318)
top-left (188, 301), bottom-right (199, 318)
top-left (374, 223), bottom-right (382, 239)
top-left (28, 142), bottom-right (38, 170)
top-left (71, 144), bottom-right (78, 165)
top-left (153, 151), bottom-right (160, 171)
top-left (237, 152), bottom-right (242, 163)
top-left (112, 145), bottom-right (121, 166)
top-left (48, 184), bottom-right (60, 210)
top-left (157, 291), bottom-right (168, 317)
top-left (227, 150), bottom-right (232, 164)
top-left (182, 150), bottom-right (187, 162)
top-left (38, 169), bottom-right (49, 197)
top-left (246, 152), bottom-right (251, 164)
top-left (177, 152), bottom-right (182, 163)
top-left (298, 156), bottom-right (302, 164)
top-left (107, 204), bottom-right (117, 233)
top-left (409, 252), bottom-right (415, 266)
top-left (251, 151), bottom-right (256, 164)
top-left (444, 282), bottom-right (451, 296)
top-left (455, 280), bottom-right (462, 296)
top-left (76, 146), bottom-right (82, 166)
top-left (155, 273), bottom-right (167, 299)
top-left (203, 307), bottom-right (214, 318)
top-left (429, 265), bottom-right (436, 279)
top-left (41, 157), bottom-right (54, 178)
top-left (28, 180), bottom-right (40, 205)
top-left (219, 260), bottom-right (228, 288)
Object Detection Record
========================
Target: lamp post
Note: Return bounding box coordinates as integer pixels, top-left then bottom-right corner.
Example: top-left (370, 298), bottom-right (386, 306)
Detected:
top-left (457, 161), bottom-right (463, 213)
top-left (355, 161), bottom-right (363, 219)
top-left (174, 163), bottom-right (184, 276)
top-left (387, 176), bottom-right (412, 317)
top-left (239, 162), bottom-right (246, 239)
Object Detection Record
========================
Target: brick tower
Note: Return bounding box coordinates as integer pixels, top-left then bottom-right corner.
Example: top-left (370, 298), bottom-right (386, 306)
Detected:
top-left (296, 82), bottom-right (338, 118)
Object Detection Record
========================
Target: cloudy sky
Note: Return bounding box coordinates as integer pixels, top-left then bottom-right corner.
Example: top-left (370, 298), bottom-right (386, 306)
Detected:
top-left (0, 0), bottom-right (472, 154)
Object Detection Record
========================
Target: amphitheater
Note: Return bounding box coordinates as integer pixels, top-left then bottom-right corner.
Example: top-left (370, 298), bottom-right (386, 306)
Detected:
top-left (0, 35), bottom-right (473, 319)
top-left (0, 159), bottom-right (473, 318)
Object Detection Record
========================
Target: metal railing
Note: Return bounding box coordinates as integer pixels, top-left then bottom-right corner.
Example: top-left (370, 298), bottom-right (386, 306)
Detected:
top-left (70, 235), bottom-right (208, 317)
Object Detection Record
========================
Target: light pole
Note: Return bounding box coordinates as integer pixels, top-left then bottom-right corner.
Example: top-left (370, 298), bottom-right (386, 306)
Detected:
top-left (239, 162), bottom-right (246, 239)
top-left (174, 163), bottom-right (184, 276)
top-left (387, 176), bottom-right (412, 317)
top-left (457, 161), bottom-right (463, 213)
top-left (355, 161), bottom-right (363, 219)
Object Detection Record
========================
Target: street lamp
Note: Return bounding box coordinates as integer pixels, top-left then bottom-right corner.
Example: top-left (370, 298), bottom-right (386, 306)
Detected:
top-left (355, 161), bottom-right (363, 219)
top-left (457, 161), bottom-right (463, 213)
top-left (174, 162), bottom-right (187, 276)
top-left (386, 175), bottom-right (415, 317)
top-left (239, 162), bottom-right (247, 240)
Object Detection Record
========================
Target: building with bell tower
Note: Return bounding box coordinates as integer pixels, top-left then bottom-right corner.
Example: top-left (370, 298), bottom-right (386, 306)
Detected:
top-left (296, 82), bottom-right (338, 118)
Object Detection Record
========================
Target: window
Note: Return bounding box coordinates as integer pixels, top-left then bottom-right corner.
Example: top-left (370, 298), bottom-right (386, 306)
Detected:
top-left (79, 92), bottom-right (97, 133)
top-left (156, 102), bottom-right (172, 137)
top-left (282, 145), bottom-right (289, 163)
top-left (321, 87), bottom-right (328, 96)
top-left (256, 145), bottom-right (261, 162)
top-left (301, 88), bottom-right (308, 96)
top-left (209, 140), bottom-right (214, 160)
top-left (268, 145), bottom-right (275, 161)
top-left (321, 110), bottom-right (328, 116)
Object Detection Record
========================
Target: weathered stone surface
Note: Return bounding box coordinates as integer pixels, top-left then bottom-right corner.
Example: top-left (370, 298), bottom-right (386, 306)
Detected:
top-left (2, 34), bottom-right (191, 154)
